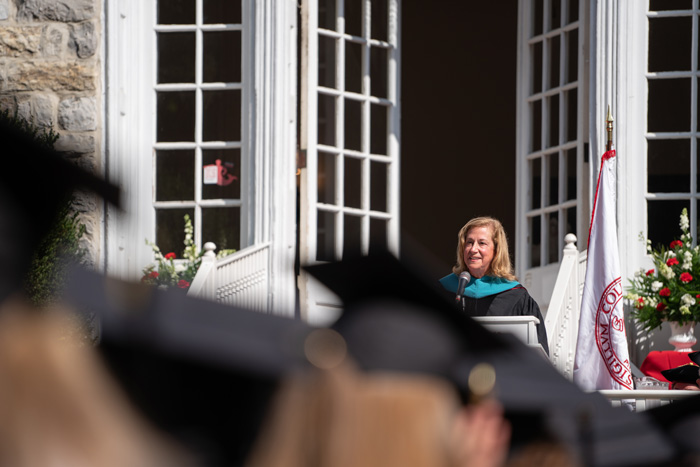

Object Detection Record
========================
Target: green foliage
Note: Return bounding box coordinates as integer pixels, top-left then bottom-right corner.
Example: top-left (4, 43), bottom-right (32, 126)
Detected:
top-left (25, 200), bottom-right (87, 306)
top-left (0, 109), bottom-right (87, 306)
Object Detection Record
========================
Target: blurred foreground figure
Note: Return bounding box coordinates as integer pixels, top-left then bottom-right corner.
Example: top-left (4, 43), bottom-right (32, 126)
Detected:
top-left (0, 301), bottom-right (193, 467)
top-left (246, 361), bottom-right (511, 467)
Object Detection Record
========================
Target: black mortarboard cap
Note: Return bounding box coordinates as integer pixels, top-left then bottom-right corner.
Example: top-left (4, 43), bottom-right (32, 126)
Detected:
top-left (305, 252), bottom-right (677, 467)
top-left (661, 364), bottom-right (700, 385)
top-left (0, 121), bottom-right (120, 301)
top-left (645, 393), bottom-right (700, 459)
top-left (61, 266), bottom-right (315, 467)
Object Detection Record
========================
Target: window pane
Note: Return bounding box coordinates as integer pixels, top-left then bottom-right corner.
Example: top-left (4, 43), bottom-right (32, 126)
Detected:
top-left (531, 157), bottom-right (542, 209)
top-left (202, 149), bottom-right (241, 200)
top-left (343, 214), bottom-right (362, 258)
top-left (648, 200), bottom-right (689, 250)
top-left (319, 0), bottom-right (336, 30)
top-left (548, 35), bottom-right (560, 89)
top-left (370, 161), bottom-right (388, 212)
top-left (647, 138), bottom-right (690, 193)
top-left (202, 90), bottom-right (241, 141)
top-left (566, 206), bottom-right (577, 239)
top-left (370, 46), bottom-right (388, 99)
top-left (648, 17), bottom-right (691, 72)
top-left (317, 211), bottom-right (336, 262)
top-left (548, 94), bottom-right (559, 148)
top-left (547, 153), bottom-right (559, 206)
top-left (566, 29), bottom-right (578, 84)
top-left (531, 100), bottom-right (542, 152)
top-left (567, 0), bottom-right (578, 23)
top-left (532, 41), bottom-right (543, 94)
top-left (318, 151), bottom-right (337, 205)
top-left (549, 0), bottom-right (561, 31)
top-left (344, 156), bottom-right (362, 208)
top-left (156, 208), bottom-right (195, 257)
top-left (319, 35), bottom-right (337, 89)
top-left (345, 41), bottom-right (363, 94)
top-left (371, 0), bottom-right (388, 42)
top-left (647, 78), bottom-right (691, 132)
top-left (345, 0), bottom-right (362, 37)
top-left (158, 33), bottom-right (195, 83)
top-left (157, 91), bottom-right (195, 142)
top-left (202, 207), bottom-right (240, 251)
top-left (203, 0), bottom-right (241, 24)
top-left (649, 0), bottom-right (691, 10)
top-left (318, 94), bottom-right (336, 147)
top-left (158, 0), bottom-right (195, 24)
top-left (533, 0), bottom-right (543, 37)
top-left (547, 211), bottom-right (559, 264)
top-left (369, 217), bottom-right (388, 254)
top-left (565, 148), bottom-right (577, 200)
top-left (344, 98), bottom-right (362, 151)
top-left (370, 103), bottom-right (387, 155)
top-left (530, 215), bottom-right (542, 268)
top-left (156, 150), bottom-right (194, 201)
top-left (565, 89), bottom-right (577, 142)
top-left (203, 31), bottom-right (241, 83)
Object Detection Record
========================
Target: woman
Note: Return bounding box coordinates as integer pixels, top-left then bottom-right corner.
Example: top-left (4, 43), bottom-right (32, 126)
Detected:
top-left (439, 217), bottom-right (549, 355)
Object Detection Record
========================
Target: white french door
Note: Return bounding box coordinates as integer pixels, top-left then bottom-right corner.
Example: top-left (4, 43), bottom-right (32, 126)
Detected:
top-left (298, 0), bottom-right (401, 325)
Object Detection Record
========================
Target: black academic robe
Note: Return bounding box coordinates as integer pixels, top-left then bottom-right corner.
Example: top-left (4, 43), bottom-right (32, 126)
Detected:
top-left (459, 287), bottom-right (549, 355)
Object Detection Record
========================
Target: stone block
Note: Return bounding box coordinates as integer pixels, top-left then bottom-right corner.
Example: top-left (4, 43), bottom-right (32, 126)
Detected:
top-left (0, 27), bottom-right (41, 57)
top-left (58, 96), bottom-right (96, 131)
top-left (0, 61), bottom-right (95, 91)
top-left (16, 94), bottom-right (54, 128)
top-left (0, 0), bottom-right (9, 21)
top-left (54, 132), bottom-right (95, 154)
top-left (70, 21), bottom-right (97, 58)
top-left (17, 0), bottom-right (95, 22)
top-left (42, 24), bottom-right (68, 57)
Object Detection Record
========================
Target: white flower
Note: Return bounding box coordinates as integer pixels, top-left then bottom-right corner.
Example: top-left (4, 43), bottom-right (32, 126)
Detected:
top-left (667, 251), bottom-right (677, 259)
top-left (660, 264), bottom-right (676, 279)
top-left (681, 305), bottom-right (692, 315)
top-left (680, 211), bottom-right (690, 231)
top-left (626, 293), bottom-right (640, 301)
top-left (647, 297), bottom-right (658, 308)
top-left (681, 293), bottom-right (696, 307)
top-left (651, 281), bottom-right (663, 292)
top-left (634, 269), bottom-right (643, 277)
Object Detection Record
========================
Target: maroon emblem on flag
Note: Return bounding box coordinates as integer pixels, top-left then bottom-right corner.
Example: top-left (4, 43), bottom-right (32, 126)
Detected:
top-left (594, 277), bottom-right (633, 389)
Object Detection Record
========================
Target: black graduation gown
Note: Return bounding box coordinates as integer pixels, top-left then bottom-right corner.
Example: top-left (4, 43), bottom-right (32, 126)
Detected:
top-left (459, 287), bottom-right (549, 355)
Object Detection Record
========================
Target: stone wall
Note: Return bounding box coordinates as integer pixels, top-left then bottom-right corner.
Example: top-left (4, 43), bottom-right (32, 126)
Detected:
top-left (0, 0), bottom-right (103, 263)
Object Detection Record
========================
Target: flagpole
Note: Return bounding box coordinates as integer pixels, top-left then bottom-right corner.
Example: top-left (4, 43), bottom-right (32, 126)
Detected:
top-left (606, 105), bottom-right (614, 151)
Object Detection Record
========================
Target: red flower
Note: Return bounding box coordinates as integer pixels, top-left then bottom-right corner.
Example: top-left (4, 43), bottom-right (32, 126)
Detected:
top-left (635, 298), bottom-right (645, 309)
top-left (681, 272), bottom-right (694, 283)
top-left (657, 303), bottom-right (666, 311)
top-left (660, 287), bottom-right (671, 297)
top-left (645, 269), bottom-right (655, 276)
top-left (667, 257), bottom-right (679, 267)
top-left (165, 252), bottom-right (177, 260)
top-left (177, 279), bottom-right (190, 289)
top-left (670, 240), bottom-right (684, 249)
top-left (149, 271), bottom-right (159, 278)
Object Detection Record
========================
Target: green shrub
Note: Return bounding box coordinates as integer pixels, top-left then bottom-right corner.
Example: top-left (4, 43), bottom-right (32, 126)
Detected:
top-left (0, 109), bottom-right (88, 306)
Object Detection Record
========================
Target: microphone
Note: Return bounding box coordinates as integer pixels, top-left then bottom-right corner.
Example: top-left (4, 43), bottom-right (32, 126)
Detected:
top-left (455, 271), bottom-right (471, 302)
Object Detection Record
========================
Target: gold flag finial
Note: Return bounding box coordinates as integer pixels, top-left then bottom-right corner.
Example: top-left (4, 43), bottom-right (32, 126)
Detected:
top-left (606, 105), bottom-right (614, 151)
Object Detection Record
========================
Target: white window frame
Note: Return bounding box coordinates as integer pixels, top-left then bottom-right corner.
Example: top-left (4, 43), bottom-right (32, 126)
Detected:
top-left (515, 0), bottom-right (589, 306)
top-left (298, 0), bottom-right (401, 325)
top-left (105, 0), bottom-right (297, 314)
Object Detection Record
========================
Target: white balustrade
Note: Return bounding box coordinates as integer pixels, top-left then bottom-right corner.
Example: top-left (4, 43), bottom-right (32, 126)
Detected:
top-left (187, 242), bottom-right (271, 312)
top-left (599, 389), bottom-right (697, 411)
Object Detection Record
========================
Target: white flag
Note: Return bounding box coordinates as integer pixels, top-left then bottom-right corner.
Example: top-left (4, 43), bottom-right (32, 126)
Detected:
top-left (573, 150), bottom-right (633, 390)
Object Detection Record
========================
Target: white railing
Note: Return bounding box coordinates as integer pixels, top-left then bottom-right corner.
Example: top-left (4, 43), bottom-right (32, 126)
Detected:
top-left (187, 242), bottom-right (271, 311)
top-left (545, 233), bottom-right (587, 379)
top-left (599, 389), bottom-right (697, 411)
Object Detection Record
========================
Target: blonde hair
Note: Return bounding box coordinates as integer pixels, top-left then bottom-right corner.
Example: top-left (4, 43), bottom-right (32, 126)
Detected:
top-left (246, 363), bottom-right (460, 467)
top-left (0, 304), bottom-right (192, 467)
top-left (452, 217), bottom-right (516, 281)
